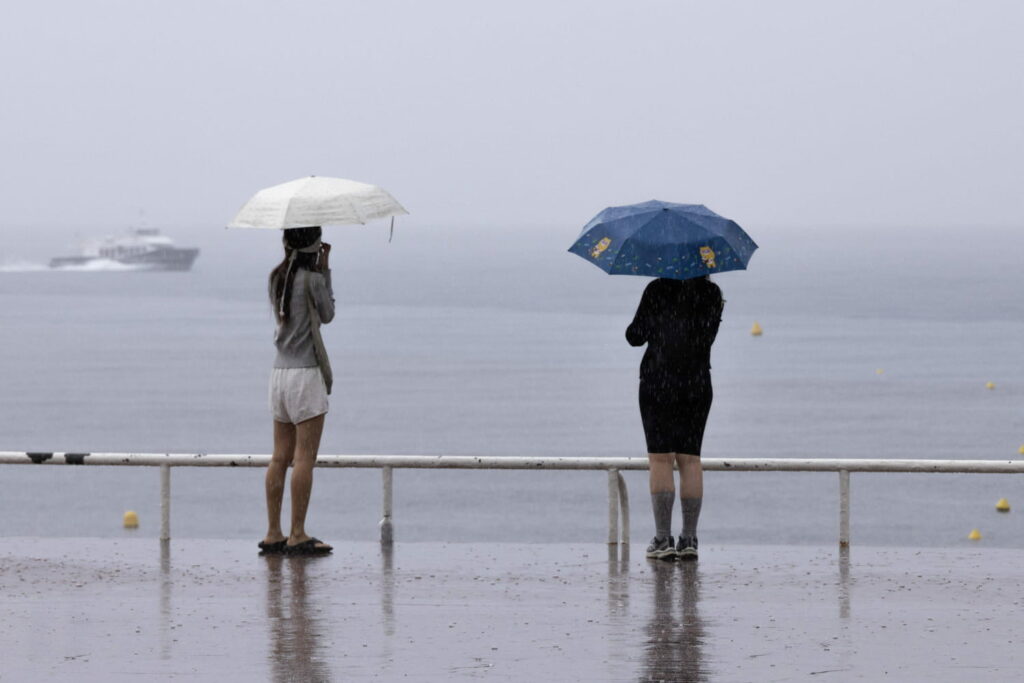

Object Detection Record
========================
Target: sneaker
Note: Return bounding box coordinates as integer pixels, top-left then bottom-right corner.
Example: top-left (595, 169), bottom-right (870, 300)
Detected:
top-left (646, 536), bottom-right (676, 560)
top-left (677, 536), bottom-right (698, 561)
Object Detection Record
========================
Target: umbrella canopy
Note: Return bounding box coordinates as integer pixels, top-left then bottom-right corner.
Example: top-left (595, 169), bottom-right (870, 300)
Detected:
top-left (227, 176), bottom-right (407, 229)
top-left (568, 200), bottom-right (756, 279)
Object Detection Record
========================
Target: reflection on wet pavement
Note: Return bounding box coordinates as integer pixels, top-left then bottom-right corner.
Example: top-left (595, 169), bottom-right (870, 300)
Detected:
top-left (264, 554), bottom-right (334, 683)
top-left (3, 539), bottom-right (1024, 681)
top-left (381, 543), bottom-right (395, 638)
top-left (641, 561), bottom-right (706, 682)
top-left (159, 539), bottom-right (172, 661)
top-left (838, 546), bottom-right (850, 620)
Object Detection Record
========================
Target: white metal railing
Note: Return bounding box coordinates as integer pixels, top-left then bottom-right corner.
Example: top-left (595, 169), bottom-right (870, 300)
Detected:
top-left (3, 452), bottom-right (1023, 547)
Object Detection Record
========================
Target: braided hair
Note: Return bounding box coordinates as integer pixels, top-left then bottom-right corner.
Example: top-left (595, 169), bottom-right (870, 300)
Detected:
top-left (269, 226), bottom-right (323, 323)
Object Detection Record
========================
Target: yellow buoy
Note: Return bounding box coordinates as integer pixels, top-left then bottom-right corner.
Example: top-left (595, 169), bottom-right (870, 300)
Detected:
top-left (985, 382), bottom-right (995, 390)
top-left (123, 510), bottom-right (139, 529)
top-left (996, 498), bottom-right (1010, 513)
top-left (1019, 445), bottom-right (1024, 456)
top-left (968, 528), bottom-right (981, 541)
top-left (750, 321), bottom-right (763, 337)
top-left (875, 368), bottom-right (884, 376)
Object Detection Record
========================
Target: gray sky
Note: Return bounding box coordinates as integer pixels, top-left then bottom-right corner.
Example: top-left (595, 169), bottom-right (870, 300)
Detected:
top-left (2, 0), bottom-right (1022, 235)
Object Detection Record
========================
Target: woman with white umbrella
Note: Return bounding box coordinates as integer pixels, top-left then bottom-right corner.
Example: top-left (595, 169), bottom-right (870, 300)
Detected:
top-left (232, 176), bottom-right (408, 556)
top-left (259, 226), bottom-right (335, 555)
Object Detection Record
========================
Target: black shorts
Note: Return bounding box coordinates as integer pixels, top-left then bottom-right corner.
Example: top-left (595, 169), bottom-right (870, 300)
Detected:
top-left (638, 372), bottom-right (713, 455)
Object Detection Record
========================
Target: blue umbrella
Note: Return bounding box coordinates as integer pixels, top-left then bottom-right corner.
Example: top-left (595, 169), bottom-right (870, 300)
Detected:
top-left (568, 200), bottom-right (757, 280)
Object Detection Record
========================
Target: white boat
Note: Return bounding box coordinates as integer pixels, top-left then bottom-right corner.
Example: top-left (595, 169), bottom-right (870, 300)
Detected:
top-left (50, 229), bottom-right (200, 271)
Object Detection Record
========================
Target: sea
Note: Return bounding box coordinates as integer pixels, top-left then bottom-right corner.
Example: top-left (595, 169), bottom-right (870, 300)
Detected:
top-left (1, 223), bottom-right (1022, 547)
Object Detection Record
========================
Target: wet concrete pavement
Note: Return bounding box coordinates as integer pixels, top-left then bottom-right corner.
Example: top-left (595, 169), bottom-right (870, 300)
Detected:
top-left (1, 539), bottom-right (1022, 682)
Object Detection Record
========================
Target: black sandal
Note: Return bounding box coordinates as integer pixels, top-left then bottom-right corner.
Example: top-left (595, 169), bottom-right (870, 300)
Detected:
top-left (258, 539), bottom-right (287, 554)
top-left (284, 537), bottom-right (333, 555)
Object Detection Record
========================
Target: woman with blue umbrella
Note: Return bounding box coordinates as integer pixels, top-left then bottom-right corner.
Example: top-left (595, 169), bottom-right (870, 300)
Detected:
top-left (569, 201), bottom-right (756, 561)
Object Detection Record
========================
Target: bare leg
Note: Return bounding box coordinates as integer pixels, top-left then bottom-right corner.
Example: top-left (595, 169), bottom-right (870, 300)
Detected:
top-left (675, 454), bottom-right (703, 499)
top-left (264, 420), bottom-right (295, 544)
top-left (287, 414), bottom-right (331, 550)
top-left (649, 452), bottom-right (676, 494)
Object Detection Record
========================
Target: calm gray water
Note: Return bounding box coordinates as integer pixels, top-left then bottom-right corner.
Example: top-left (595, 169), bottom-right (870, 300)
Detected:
top-left (1, 224), bottom-right (1022, 546)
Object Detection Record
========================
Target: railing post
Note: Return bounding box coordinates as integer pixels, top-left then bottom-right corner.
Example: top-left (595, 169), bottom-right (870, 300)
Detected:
top-left (839, 469), bottom-right (850, 548)
top-left (616, 471), bottom-right (629, 546)
top-left (607, 469), bottom-right (619, 545)
top-left (380, 466), bottom-right (394, 545)
top-left (160, 464), bottom-right (171, 541)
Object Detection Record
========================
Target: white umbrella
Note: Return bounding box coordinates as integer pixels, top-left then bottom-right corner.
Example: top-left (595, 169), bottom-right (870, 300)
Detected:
top-left (227, 176), bottom-right (408, 230)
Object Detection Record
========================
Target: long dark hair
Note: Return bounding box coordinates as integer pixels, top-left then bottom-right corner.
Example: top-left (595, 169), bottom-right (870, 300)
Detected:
top-left (269, 226), bottom-right (322, 323)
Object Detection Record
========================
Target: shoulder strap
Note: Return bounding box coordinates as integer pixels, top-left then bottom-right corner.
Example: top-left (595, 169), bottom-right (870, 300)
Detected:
top-left (306, 285), bottom-right (333, 395)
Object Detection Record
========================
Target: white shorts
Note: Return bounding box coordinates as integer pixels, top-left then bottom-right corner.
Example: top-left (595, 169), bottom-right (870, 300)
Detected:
top-left (269, 367), bottom-right (328, 424)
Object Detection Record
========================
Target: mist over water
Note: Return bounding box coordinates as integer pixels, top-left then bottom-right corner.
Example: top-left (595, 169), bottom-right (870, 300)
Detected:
top-left (1, 223), bottom-right (1021, 547)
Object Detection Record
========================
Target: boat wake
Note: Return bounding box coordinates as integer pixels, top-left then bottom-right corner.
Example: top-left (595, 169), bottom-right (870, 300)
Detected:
top-left (51, 259), bottom-right (144, 272)
top-left (3, 258), bottom-right (145, 273)
top-left (0, 260), bottom-right (48, 273)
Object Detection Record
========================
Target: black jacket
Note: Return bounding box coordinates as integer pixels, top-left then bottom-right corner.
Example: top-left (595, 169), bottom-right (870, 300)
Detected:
top-left (626, 278), bottom-right (723, 380)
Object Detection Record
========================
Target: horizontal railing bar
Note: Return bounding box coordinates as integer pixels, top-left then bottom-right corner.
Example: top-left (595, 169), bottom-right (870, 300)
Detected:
top-left (1, 452), bottom-right (1023, 473)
